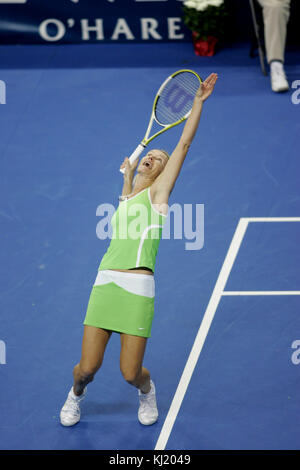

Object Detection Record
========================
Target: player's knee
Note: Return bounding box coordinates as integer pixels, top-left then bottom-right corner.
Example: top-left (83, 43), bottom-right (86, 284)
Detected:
top-left (76, 363), bottom-right (99, 383)
top-left (120, 366), bottom-right (140, 386)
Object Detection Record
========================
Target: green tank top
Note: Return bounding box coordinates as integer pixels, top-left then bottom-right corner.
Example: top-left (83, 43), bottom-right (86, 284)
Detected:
top-left (99, 187), bottom-right (167, 272)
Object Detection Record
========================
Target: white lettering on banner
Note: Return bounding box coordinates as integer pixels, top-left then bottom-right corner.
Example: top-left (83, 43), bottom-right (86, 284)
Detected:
top-left (81, 19), bottom-right (104, 40)
top-left (168, 17), bottom-right (184, 39)
top-left (0, 0), bottom-right (27, 3)
top-left (141, 18), bottom-right (162, 40)
top-left (39, 19), bottom-right (66, 41)
top-left (38, 17), bottom-right (185, 42)
top-left (111, 18), bottom-right (135, 40)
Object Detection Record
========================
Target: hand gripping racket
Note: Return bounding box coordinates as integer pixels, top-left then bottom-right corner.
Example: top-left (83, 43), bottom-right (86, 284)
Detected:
top-left (120, 69), bottom-right (202, 173)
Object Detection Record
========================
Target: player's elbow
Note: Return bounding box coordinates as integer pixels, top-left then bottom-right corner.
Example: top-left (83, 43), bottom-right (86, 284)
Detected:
top-left (179, 140), bottom-right (191, 152)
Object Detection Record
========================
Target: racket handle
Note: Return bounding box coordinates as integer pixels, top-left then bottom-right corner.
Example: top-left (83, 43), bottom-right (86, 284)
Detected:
top-left (119, 143), bottom-right (146, 174)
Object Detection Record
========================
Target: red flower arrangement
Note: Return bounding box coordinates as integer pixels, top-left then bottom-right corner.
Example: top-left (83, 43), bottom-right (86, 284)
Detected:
top-left (183, 0), bottom-right (228, 56)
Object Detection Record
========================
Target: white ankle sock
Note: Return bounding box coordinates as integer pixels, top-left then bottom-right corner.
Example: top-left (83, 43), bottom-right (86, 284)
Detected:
top-left (270, 61), bottom-right (284, 72)
top-left (71, 387), bottom-right (84, 399)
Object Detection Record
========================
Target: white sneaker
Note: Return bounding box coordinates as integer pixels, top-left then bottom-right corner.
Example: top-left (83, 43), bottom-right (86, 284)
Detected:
top-left (270, 61), bottom-right (289, 93)
top-left (60, 387), bottom-right (86, 427)
top-left (138, 380), bottom-right (158, 426)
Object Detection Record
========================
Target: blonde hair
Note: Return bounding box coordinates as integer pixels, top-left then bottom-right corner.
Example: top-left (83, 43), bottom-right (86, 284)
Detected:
top-left (159, 149), bottom-right (170, 159)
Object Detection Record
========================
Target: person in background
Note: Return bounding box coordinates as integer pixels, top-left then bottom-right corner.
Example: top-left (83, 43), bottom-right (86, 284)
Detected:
top-left (257, 0), bottom-right (291, 92)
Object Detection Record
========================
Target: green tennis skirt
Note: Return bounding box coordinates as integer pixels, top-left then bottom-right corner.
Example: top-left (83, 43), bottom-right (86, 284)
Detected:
top-left (83, 270), bottom-right (155, 338)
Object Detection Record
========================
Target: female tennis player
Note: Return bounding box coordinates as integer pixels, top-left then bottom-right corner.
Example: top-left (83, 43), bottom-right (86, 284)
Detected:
top-left (60, 72), bottom-right (218, 427)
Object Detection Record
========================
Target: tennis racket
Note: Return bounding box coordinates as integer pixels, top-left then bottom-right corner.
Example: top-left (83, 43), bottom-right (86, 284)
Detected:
top-left (120, 69), bottom-right (202, 174)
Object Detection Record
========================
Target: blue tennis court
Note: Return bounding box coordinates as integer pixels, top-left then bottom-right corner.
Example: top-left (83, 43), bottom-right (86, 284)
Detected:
top-left (0, 40), bottom-right (299, 450)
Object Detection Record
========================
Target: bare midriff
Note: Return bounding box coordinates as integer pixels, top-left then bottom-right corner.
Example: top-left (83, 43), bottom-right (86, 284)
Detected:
top-left (111, 268), bottom-right (154, 276)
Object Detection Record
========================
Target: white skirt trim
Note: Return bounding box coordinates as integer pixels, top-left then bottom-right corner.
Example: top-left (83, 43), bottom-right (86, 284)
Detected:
top-left (94, 270), bottom-right (155, 298)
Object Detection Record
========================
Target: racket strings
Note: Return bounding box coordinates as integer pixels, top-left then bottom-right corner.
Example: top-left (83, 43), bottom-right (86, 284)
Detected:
top-left (174, 73), bottom-right (200, 94)
top-left (155, 72), bottom-right (200, 126)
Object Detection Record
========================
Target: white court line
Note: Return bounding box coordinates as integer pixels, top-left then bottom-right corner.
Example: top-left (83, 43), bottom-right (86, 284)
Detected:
top-left (155, 216), bottom-right (300, 450)
top-left (155, 218), bottom-right (249, 450)
top-left (223, 291), bottom-right (300, 295)
top-left (246, 217), bottom-right (300, 222)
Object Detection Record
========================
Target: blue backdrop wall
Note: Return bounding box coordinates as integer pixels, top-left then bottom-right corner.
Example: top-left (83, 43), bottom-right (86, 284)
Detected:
top-left (1, 0), bottom-right (190, 44)
top-left (0, 0), bottom-right (299, 45)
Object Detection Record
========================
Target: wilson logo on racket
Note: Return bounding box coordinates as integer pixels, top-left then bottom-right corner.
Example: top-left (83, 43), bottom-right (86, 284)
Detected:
top-left (163, 84), bottom-right (193, 115)
top-left (120, 69), bottom-right (202, 174)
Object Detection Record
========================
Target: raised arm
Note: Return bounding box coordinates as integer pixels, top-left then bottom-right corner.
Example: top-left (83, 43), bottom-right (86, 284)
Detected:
top-left (120, 157), bottom-right (138, 197)
top-left (151, 73), bottom-right (218, 201)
